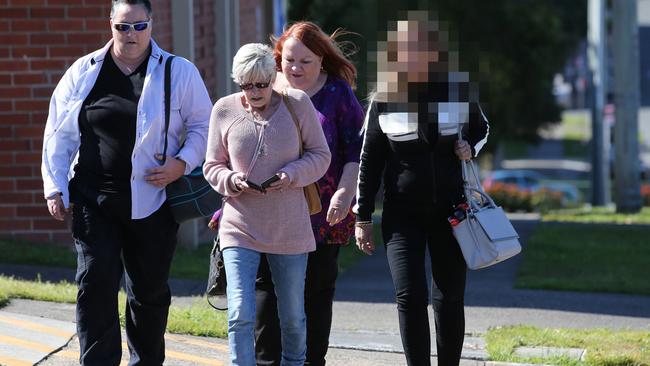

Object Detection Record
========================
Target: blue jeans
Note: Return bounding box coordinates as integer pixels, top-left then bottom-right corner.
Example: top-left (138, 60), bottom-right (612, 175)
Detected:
top-left (223, 247), bottom-right (308, 366)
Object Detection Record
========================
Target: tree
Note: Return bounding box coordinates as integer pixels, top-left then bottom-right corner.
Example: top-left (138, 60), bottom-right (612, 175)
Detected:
top-left (288, 0), bottom-right (587, 146)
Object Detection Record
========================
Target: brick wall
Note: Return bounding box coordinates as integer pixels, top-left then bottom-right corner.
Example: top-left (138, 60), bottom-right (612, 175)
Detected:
top-left (239, 0), bottom-right (270, 45)
top-left (0, 0), bottom-right (172, 246)
top-left (153, 0), bottom-right (172, 51)
top-left (193, 0), bottom-right (217, 100)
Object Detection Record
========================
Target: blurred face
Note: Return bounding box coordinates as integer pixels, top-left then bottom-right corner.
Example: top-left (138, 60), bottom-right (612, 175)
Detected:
top-left (110, 4), bottom-right (152, 61)
top-left (281, 37), bottom-right (323, 91)
top-left (390, 21), bottom-right (437, 79)
top-left (376, 20), bottom-right (443, 97)
top-left (240, 80), bottom-right (274, 110)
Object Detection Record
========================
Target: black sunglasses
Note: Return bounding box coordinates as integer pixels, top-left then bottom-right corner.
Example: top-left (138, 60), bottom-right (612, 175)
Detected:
top-left (239, 82), bottom-right (271, 91)
top-left (113, 20), bottom-right (151, 32)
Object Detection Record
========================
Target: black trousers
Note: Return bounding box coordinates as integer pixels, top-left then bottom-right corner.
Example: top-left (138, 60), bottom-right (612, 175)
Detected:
top-left (71, 185), bottom-right (178, 366)
top-left (382, 208), bottom-right (467, 366)
top-left (255, 244), bottom-right (341, 366)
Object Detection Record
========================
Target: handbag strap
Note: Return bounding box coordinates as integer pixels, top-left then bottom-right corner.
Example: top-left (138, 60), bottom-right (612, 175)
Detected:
top-left (282, 90), bottom-right (304, 158)
top-left (161, 55), bottom-right (176, 166)
top-left (457, 125), bottom-right (492, 210)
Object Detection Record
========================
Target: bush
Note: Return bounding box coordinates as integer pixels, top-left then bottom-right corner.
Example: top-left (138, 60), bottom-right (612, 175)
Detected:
top-left (484, 183), bottom-right (563, 213)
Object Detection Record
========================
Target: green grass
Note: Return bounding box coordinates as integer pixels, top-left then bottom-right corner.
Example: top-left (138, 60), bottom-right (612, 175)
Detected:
top-left (563, 138), bottom-right (590, 158)
top-left (542, 206), bottom-right (650, 225)
top-left (167, 298), bottom-right (228, 337)
top-left (0, 240), bottom-right (77, 269)
top-left (170, 243), bottom-right (213, 280)
top-left (516, 223), bottom-right (650, 295)
top-left (502, 140), bottom-right (530, 159)
top-left (561, 110), bottom-right (591, 141)
top-left (0, 239), bottom-right (214, 281)
top-left (0, 275), bottom-right (228, 337)
top-left (486, 325), bottom-right (650, 366)
top-left (502, 136), bottom-right (590, 160)
top-left (0, 275), bottom-right (78, 307)
top-left (1, 231), bottom-right (367, 282)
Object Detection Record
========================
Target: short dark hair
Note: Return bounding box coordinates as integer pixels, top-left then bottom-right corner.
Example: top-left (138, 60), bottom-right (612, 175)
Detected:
top-left (110, 0), bottom-right (153, 19)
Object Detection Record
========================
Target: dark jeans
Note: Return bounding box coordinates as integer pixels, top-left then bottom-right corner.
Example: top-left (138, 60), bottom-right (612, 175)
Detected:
top-left (71, 186), bottom-right (178, 366)
top-left (255, 244), bottom-right (341, 366)
top-left (382, 208), bottom-right (467, 366)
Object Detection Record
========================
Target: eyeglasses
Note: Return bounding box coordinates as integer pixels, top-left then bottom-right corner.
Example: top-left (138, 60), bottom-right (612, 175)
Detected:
top-left (113, 20), bottom-right (151, 32)
top-left (239, 82), bottom-right (271, 91)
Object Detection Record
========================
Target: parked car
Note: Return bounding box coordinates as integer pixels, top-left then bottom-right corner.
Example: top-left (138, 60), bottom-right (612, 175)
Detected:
top-left (482, 169), bottom-right (581, 206)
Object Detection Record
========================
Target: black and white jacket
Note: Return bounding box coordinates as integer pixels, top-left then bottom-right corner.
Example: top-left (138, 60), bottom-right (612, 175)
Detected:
top-left (354, 88), bottom-right (489, 221)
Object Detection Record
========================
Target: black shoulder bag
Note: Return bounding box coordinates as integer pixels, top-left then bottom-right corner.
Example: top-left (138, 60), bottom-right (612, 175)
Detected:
top-left (162, 55), bottom-right (222, 223)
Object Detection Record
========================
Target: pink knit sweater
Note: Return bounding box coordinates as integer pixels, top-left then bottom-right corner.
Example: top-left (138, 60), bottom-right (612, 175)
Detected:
top-left (204, 89), bottom-right (331, 254)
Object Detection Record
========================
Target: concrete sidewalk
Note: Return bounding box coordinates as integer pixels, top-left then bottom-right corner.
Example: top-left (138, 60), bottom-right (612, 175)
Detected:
top-left (1, 217), bottom-right (649, 365)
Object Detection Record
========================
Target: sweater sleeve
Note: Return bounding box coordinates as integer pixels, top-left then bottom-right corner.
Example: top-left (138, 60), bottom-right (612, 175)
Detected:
top-left (203, 98), bottom-right (243, 197)
top-left (280, 89), bottom-right (331, 188)
top-left (353, 100), bottom-right (388, 222)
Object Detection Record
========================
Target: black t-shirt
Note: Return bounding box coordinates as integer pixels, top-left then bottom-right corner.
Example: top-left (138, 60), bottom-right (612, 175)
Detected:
top-left (75, 51), bottom-right (149, 193)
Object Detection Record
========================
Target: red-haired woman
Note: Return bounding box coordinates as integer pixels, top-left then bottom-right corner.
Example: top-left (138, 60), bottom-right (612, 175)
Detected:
top-left (255, 21), bottom-right (365, 366)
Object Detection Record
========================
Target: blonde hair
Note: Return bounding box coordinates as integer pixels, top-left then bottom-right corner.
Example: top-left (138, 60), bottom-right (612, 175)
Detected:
top-left (231, 43), bottom-right (277, 84)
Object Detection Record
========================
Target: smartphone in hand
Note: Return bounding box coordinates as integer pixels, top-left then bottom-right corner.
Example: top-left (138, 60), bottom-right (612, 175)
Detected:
top-left (245, 179), bottom-right (265, 193)
top-left (245, 174), bottom-right (281, 193)
top-left (261, 174), bottom-right (281, 189)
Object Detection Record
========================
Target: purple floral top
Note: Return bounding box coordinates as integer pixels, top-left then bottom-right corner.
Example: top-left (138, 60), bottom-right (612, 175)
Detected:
top-left (310, 76), bottom-right (364, 245)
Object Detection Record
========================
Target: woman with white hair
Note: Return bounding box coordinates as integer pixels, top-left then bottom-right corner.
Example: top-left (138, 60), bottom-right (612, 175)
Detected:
top-left (204, 43), bottom-right (331, 365)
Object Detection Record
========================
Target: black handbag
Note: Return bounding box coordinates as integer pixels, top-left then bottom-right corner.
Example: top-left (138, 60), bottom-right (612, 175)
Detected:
top-left (206, 232), bottom-right (227, 310)
top-left (162, 55), bottom-right (221, 223)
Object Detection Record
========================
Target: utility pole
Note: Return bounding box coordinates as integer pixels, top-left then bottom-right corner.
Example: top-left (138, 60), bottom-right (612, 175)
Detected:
top-left (587, 0), bottom-right (610, 205)
top-left (612, 0), bottom-right (642, 213)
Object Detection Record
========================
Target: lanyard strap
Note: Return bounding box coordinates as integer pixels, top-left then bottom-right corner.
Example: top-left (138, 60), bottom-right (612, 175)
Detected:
top-left (244, 122), bottom-right (265, 178)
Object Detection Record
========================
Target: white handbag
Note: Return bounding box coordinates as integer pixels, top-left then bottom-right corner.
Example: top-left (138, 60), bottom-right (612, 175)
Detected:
top-left (452, 131), bottom-right (521, 270)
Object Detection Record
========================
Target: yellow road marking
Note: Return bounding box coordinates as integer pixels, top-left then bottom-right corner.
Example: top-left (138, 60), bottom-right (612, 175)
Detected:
top-left (166, 350), bottom-right (224, 365)
top-left (0, 314), bottom-right (75, 338)
top-left (165, 333), bottom-right (230, 352)
top-left (6, 337), bottom-right (223, 365)
top-left (121, 342), bottom-right (223, 365)
top-left (53, 350), bottom-right (77, 358)
top-left (0, 356), bottom-right (32, 366)
top-left (55, 349), bottom-right (128, 364)
top-left (0, 334), bottom-right (52, 352)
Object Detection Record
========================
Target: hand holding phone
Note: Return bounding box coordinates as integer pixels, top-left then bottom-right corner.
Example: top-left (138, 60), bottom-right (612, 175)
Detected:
top-left (244, 179), bottom-right (265, 193)
top-left (261, 174), bottom-right (281, 189)
top-left (245, 174), bottom-right (285, 194)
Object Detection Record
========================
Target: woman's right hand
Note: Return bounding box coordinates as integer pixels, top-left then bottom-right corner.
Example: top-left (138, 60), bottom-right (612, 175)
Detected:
top-left (355, 222), bottom-right (375, 255)
top-left (47, 194), bottom-right (68, 221)
top-left (454, 139), bottom-right (472, 161)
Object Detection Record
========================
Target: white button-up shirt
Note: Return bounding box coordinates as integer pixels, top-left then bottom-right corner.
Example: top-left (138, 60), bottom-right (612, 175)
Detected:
top-left (41, 39), bottom-right (212, 219)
